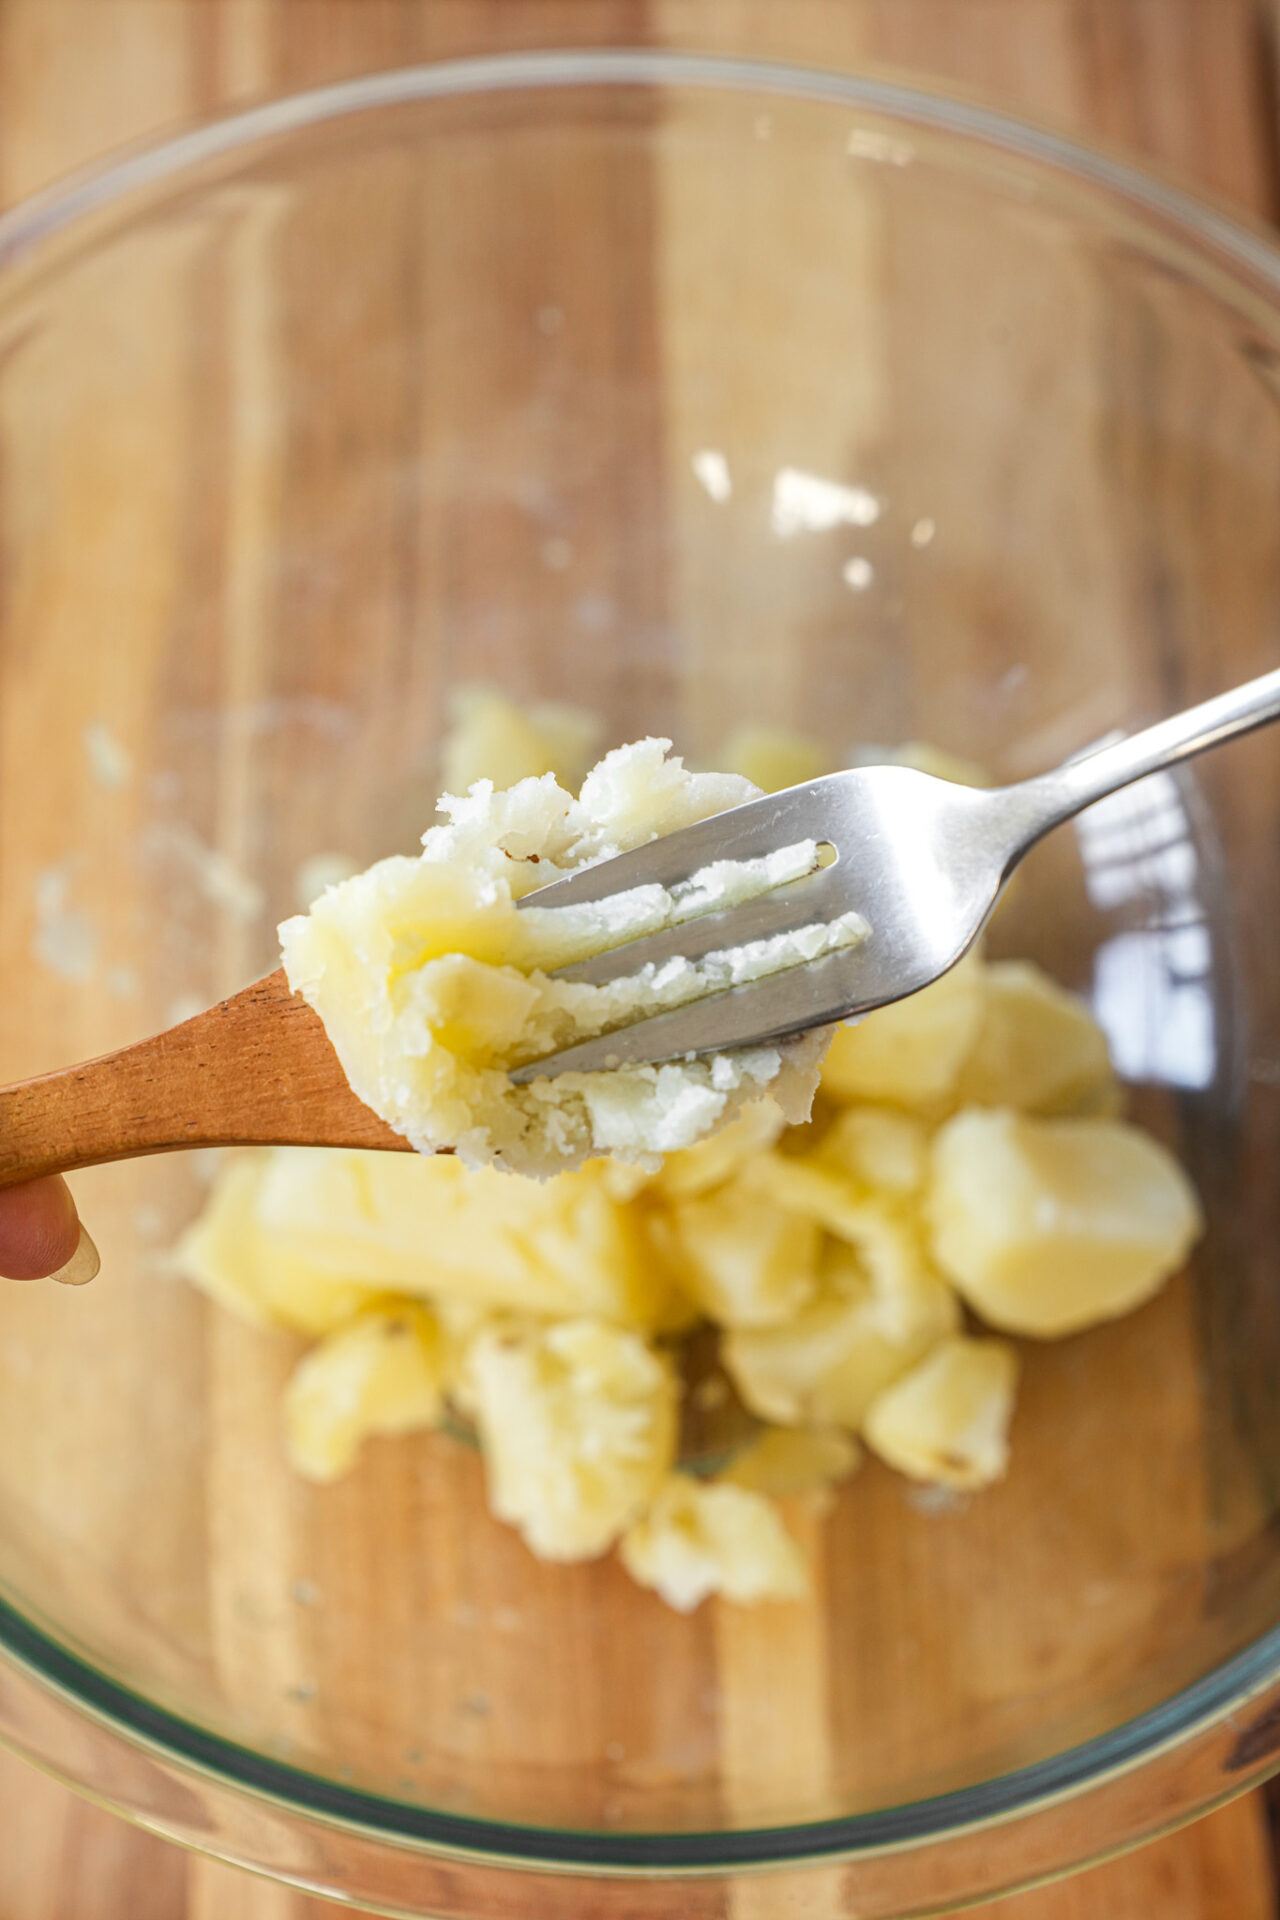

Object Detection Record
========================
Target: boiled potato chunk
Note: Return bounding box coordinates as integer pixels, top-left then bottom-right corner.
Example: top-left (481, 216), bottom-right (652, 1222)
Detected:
top-left (753, 1158), bottom-right (942, 1317)
top-left (754, 1153), bottom-right (895, 1242)
top-left (928, 1109), bottom-right (1202, 1336)
top-left (877, 741), bottom-right (990, 788)
top-left (863, 1334), bottom-right (1018, 1488)
top-left (815, 1105), bottom-right (929, 1195)
top-left (432, 1297), bottom-right (538, 1419)
top-left (285, 1305), bottom-right (447, 1482)
top-left (175, 1155), bottom-right (384, 1336)
top-left (281, 737), bottom-right (853, 1177)
top-left (954, 960), bottom-right (1114, 1115)
top-left (820, 950), bottom-right (986, 1109)
top-left (724, 1240), bottom-right (959, 1429)
top-left (441, 685), bottom-right (601, 793)
top-left (251, 1147), bottom-right (683, 1330)
top-left (718, 725), bottom-right (830, 794)
top-left (651, 1100), bottom-right (787, 1200)
top-left (176, 696), bottom-right (1214, 1607)
top-left (723, 1425), bottom-right (861, 1498)
top-left (668, 1176), bottom-right (822, 1327)
top-left (467, 1320), bottom-right (677, 1561)
top-left (620, 1474), bottom-right (808, 1610)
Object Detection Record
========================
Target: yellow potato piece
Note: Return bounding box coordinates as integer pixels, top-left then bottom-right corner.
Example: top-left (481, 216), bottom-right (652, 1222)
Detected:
top-left (722, 1425), bottom-right (861, 1498)
top-left (620, 1474), bottom-right (808, 1610)
top-left (251, 1147), bottom-right (684, 1331)
top-left (753, 1156), bottom-right (940, 1315)
top-left (441, 685), bottom-right (601, 793)
top-left (815, 1104), bottom-right (929, 1194)
top-left (285, 1305), bottom-right (447, 1483)
top-left (872, 741), bottom-right (991, 788)
top-left (467, 1319), bottom-right (677, 1561)
top-left (432, 1296), bottom-right (542, 1420)
top-left (863, 1334), bottom-right (1018, 1488)
top-left (280, 738), bottom-right (853, 1175)
top-left (176, 709), bottom-right (1211, 1590)
top-left (174, 1154), bottom-right (385, 1336)
top-left (928, 1109), bottom-right (1203, 1336)
top-left (717, 725), bottom-right (830, 794)
top-left (668, 1176), bottom-right (822, 1328)
top-left (820, 949), bottom-right (986, 1109)
top-left (651, 1100), bottom-right (787, 1200)
top-left (724, 1239), bottom-right (959, 1430)
top-left (953, 960), bottom-right (1114, 1115)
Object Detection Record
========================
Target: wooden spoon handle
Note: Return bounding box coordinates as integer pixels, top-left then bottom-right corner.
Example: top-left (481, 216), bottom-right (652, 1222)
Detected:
top-left (0, 969), bottom-right (410, 1188)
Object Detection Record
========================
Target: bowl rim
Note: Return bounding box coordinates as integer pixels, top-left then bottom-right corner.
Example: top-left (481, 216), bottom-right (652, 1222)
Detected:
top-left (2, 43), bottom-right (1280, 1892)
top-left (7, 43), bottom-right (1280, 302)
top-left (3, 1585), bottom-right (1280, 1873)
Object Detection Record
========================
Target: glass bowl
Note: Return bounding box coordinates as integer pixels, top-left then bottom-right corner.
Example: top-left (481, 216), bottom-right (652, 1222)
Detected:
top-left (2, 50), bottom-right (1280, 1918)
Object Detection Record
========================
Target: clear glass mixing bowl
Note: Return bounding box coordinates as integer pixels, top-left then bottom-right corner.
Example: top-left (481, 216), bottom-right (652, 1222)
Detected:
top-left (1, 51), bottom-right (1280, 1918)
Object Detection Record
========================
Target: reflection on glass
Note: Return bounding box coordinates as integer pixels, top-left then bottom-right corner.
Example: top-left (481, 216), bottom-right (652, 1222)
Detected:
top-left (690, 449), bottom-right (732, 502)
top-left (769, 467), bottom-right (880, 537)
top-left (1075, 770), bottom-right (1216, 1089)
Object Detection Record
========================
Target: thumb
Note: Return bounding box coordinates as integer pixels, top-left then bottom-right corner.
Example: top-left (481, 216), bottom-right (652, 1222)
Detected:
top-left (0, 1177), bottom-right (98, 1283)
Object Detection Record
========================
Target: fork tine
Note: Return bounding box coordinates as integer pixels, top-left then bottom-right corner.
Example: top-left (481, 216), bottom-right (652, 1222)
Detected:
top-left (550, 865), bottom-right (848, 985)
top-left (516, 778), bottom-right (840, 912)
top-left (509, 938), bottom-right (945, 1083)
top-left (508, 949), bottom-right (860, 1082)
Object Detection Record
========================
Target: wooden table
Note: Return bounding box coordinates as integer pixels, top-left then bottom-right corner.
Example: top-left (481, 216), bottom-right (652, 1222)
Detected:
top-left (0, 3), bottom-right (1278, 1916)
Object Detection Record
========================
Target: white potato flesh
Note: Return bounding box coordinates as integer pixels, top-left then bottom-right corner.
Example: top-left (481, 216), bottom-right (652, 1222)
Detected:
top-left (928, 1109), bottom-right (1203, 1336)
top-left (815, 1104), bottom-right (930, 1194)
top-left (717, 725), bottom-right (830, 794)
top-left (753, 1157), bottom-right (945, 1322)
top-left (668, 1177), bottom-right (822, 1328)
top-left (441, 685), bottom-right (602, 794)
top-left (651, 1100), bottom-right (788, 1200)
top-left (174, 701), bottom-right (1210, 1610)
top-left (820, 950), bottom-right (986, 1109)
top-left (953, 960), bottom-right (1114, 1115)
top-left (285, 1305), bottom-right (447, 1483)
top-left (620, 1474), bottom-right (809, 1610)
top-left (722, 1425), bottom-right (861, 1498)
top-left (724, 1236), bottom-right (959, 1431)
top-left (467, 1320), bottom-right (677, 1561)
top-left (863, 1334), bottom-right (1018, 1488)
top-left (174, 1154), bottom-right (384, 1336)
top-left (871, 741), bottom-right (991, 788)
top-left (280, 740), bottom-right (865, 1174)
top-left (247, 1146), bottom-right (684, 1331)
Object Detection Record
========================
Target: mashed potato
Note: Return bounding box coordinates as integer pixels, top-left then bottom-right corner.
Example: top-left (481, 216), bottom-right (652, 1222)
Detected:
top-left (176, 693), bottom-right (1204, 1611)
top-left (281, 736), bottom-right (867, 1176)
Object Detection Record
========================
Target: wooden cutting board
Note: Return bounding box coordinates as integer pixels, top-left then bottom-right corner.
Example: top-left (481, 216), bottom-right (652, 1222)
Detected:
top-left (0, 4), bottom-right (1278, 1918)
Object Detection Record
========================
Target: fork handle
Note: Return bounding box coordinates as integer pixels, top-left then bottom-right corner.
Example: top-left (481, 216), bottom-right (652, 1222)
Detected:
top-left (1003, 665), bottom-right (1280, 853)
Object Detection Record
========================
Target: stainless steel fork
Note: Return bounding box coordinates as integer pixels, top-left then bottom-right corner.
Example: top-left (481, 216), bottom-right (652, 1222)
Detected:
top-left (509, 667), bottom-right (1280, 1083)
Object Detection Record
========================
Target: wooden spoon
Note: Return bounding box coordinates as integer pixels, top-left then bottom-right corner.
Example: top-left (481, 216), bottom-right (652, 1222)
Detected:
top-left (0, 970), bottom-right (413, 1188)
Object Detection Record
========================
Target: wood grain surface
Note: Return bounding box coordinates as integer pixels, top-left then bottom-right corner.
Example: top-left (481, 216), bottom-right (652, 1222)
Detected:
top-left (0, 4), bottom-right (1279, 1919)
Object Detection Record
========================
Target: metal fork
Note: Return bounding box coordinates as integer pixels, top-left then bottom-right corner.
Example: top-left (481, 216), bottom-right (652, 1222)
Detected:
top-left (510, 668), bottom-right (1280, 1083)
